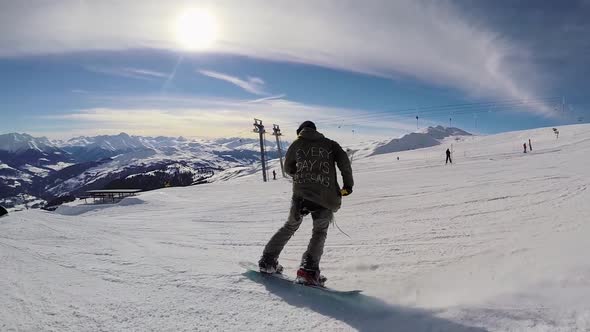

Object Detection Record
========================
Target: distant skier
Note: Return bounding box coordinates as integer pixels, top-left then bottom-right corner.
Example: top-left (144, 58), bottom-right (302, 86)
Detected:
top-left (523, 143), bottom-right (527, 153)
top-left (272, 170), bottom-right (277, 180)
top-left (258, 121), bottom-right (354, 286)
top-left (445, 148), bottom-right (452, 164)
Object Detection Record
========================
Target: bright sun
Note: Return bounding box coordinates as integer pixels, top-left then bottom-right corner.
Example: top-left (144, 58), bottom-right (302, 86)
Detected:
top-left (174, 9), bottom-right (218, 50)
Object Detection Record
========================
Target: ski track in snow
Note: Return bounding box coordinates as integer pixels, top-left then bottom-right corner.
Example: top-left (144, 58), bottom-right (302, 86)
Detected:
top-left (1, 124), bottom-right (590, 331)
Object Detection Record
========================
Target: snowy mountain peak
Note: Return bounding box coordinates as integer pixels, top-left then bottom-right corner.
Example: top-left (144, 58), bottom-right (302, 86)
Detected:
top-left (0, 133), bottom-right (57, 153)
top-left (422, 125), bottom-right (471, 139)
top-left (65, 132), bottom-right (149, 152)
top-left (213, 137), bottom-right (282, 151)
top-left (372, 126), bottom-right (471, 156)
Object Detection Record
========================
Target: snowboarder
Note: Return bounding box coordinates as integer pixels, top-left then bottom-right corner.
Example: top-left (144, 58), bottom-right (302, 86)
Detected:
top-left (272, 170), bottom-right (277, 180)
top-left (523, 143), bottom-right (527, 153)
top-left (445, 148), bottom-right (452, 164)
top-left (258, 121), bottom-right (354, 286)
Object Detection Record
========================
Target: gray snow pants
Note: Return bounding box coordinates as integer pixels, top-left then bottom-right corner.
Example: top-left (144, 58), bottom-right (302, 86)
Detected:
top-left (262, 195), bottom-right (333, 270)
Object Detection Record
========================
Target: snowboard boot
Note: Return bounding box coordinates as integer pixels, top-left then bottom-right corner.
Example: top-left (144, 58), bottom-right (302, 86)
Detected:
top-left (296, 267), bottom-right (327, 287)
top-left (258, 256), bottom-right (283, 274)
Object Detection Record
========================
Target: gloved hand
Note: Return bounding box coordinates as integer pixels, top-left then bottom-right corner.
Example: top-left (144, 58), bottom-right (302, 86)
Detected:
top-left (340, 187), bottom-right (353, 196)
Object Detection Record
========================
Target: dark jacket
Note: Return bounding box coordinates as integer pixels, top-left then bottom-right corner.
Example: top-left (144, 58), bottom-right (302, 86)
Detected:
top-left (284, 128), bottom-right (354, 212)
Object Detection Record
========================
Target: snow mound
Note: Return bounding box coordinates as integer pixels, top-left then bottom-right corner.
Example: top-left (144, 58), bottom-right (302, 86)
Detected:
top-left (54, 202), bottom-right (113, 216)
top-left (118, 197), bottom-right (145, 206)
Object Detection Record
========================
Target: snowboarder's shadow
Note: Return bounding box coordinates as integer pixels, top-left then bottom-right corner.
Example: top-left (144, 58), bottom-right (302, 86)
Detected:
top-left (244, 271), bottom-right (487, 332)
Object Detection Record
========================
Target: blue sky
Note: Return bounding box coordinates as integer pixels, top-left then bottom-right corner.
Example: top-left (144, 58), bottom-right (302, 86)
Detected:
top-left (0, 0), bottom-right (588, 143)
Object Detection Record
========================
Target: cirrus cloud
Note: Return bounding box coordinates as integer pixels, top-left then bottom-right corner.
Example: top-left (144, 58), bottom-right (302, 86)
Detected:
top-left (0, 0), bottom-right (556, 116)
top-left (198, 69), bottom-right (267, 95)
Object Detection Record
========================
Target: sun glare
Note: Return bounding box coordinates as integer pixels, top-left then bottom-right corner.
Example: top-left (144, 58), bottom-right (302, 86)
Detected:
top-left (174, 9), bottom-right (218, 50)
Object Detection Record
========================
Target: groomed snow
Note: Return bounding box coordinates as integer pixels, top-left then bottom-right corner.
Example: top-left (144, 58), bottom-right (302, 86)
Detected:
top-left (1, 124), bottom-right (589, 331)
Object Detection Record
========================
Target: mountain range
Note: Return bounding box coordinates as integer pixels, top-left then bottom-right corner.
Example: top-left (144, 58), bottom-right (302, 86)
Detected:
top-left (0, 126), bottom-right (470, 210)
top-left (0, 132), bottom-right (283, 210)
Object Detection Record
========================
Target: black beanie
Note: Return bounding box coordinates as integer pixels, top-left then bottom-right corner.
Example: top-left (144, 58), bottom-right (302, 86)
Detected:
top-left (296, 121), bottom-right (316, 135)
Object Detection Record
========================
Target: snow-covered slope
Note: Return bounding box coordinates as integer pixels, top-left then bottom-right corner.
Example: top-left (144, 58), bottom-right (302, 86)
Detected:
top-left (1, 124), bottom-right (589, 331)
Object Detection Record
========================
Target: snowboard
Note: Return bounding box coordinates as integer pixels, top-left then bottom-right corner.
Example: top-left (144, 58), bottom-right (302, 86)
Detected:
top-left (240, 261), bottom-right (362, 295)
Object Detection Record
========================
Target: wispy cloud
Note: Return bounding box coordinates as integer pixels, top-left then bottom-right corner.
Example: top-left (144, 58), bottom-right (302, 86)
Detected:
top-left (198, 69), bottom-right (267, 95)
top-left (42, 95), bottom-right (416, 143)
top-left (245, 94), bottom-right (286, 103)
top-left (126, 68), bottom-right (167, 78)
top-left (70, 89), bottom-right (89, 94)
top-left (0, 0), bottom-right (559, 116)
top-left (85, 65), bottom-right (167, 80)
